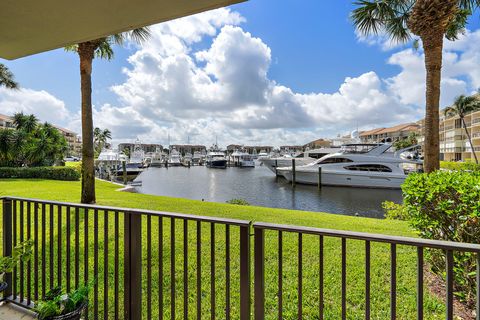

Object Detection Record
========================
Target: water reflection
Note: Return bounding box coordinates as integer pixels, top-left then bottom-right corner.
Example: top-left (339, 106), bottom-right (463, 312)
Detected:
top-left (134, 166), bottom-right (402, 218)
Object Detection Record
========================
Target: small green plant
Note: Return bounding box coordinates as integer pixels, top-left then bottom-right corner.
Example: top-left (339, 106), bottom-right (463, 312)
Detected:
top-left (440, 160), bottom-right (480, 171)
top-left (35, 282), bottom-right (93, 320)
top-left (0, 240), bottom-right (33, 280)
top-left (382, 201), bottom-right (407, 220)
top-left (226, 198), bottom-right (250, 206)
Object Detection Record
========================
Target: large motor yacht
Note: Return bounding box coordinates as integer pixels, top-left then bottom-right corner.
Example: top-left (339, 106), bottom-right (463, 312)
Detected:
top-left (276, 144), bottom-right (423, 189)
top-left (206, 151), bottom-right (227, 169)
top-left (259, 147), bottom-right (341, 174)
top-left (168, 148), bottom-right (182, 166)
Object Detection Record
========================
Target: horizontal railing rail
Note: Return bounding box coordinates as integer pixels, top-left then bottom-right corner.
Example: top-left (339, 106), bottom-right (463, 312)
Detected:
top-left (253, 222), bottom-right (480, 320)
top-left (1, 197), bottom-right (480, 319)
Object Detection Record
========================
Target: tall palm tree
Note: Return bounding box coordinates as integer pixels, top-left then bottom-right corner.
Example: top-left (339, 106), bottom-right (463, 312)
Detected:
top-left (352, 0), bottom-right (479, 172)
top-left (66, 29), bottom-right (150, 204)
top-left (0, 64), bottom-right (18, 89)
top-left (93, 127), bottom-right (112, 154)
top-left (444, 95), bottom-right (480, 163)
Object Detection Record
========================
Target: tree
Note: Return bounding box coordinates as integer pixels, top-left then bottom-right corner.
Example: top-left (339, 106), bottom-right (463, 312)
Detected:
top-left (93, 127), bottom-right (112, 155)
top-left (65, 28), bottom-right (150, 204)
top-left (393, 132), bottom-right (418, 150)
top-left (0, 64), bottom-right (18, 89)
top-left (352, 0), bottom-right (479, 172)
top-left (444, 95), bottom-right (480, 163)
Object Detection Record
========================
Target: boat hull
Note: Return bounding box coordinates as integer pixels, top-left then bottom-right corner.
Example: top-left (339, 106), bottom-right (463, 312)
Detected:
top-left (206, 160), bottom-right (227, 169)
top-left (279, 169), bottom-right (405, 189)
top-left (260, 158), bottom-right (314, 173)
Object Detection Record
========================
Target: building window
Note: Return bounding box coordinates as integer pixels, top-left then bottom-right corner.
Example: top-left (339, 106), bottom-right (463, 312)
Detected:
top-left (344, 164), bottom-right (393, 172)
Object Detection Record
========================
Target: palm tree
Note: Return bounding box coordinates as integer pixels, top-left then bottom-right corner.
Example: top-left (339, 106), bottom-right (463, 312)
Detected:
top-left (66, 28), bottom-right (150, 204)
top-left (351, 0), bottom-right (479, 172)
top-left (93, 127), bottom-right (112, 155)
top-left (0, 64), bottom-right (18, 89)
top-left (444, 95), bottom-right (480, 163)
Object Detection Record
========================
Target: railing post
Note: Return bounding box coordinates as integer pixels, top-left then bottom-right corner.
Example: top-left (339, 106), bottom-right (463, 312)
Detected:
top-left (254, 227), bottom-right (265, 320)
top-left (124, 211), bottom-right (142, 320)
top-left (2, 198), bottom-right (13, 299)
top-left (240, 225), bottom-right (251, 320)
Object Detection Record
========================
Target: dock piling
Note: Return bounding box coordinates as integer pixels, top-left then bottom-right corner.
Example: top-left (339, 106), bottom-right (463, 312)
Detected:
top-left (275, 159), bottom-right (279, 177)
top-left (122, 161), bottom-right (127, 185)
top-left (292, 159), bottom-right (296, 187)
top-left (318, 167), bottom-right (322, 189)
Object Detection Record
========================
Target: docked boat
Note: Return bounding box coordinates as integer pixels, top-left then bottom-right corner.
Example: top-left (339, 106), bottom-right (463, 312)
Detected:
top-left (276, 144), bottom-right (423, 189)
top-left (231, 151), bottom-right (255, 167)
top-left (259, 147), bottom-right (341, 174)
top-left (192, 151), bottom-right (203, 165)
top-left (206, 151), bottom-right (227, 169)
top-left (149, 149), bottom-right (165, 167)
top-left (183, 152), bottom-right (193, 165)
top-left (168, 148), bottom-right (182, 166)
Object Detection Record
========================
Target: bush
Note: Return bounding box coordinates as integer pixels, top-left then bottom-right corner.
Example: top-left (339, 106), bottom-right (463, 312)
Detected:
top-left (226, 198), bottom-right (250, 206)
top-left (402, 171), bottom-right (480, 305)
top-left (0, 167), bottom-right (80, 181)
top-left (382, 201), bottom-right (407, 220)
top-left (440, 160), bottom-right (480, 171)
top-left (65, 161), bottom-right (82, 175)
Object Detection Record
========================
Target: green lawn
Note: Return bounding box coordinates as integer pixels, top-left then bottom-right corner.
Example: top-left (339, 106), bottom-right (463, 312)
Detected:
top-left (0, 179), bottom-right (444, 319)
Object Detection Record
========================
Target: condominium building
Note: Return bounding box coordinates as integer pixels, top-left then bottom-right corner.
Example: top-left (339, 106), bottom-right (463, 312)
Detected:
top-left (359, 123), bottom-right (421, 144)
top-left (439, 97), bottom-right (480, 161)
top-left (0, 114), bottom-right (14, 129)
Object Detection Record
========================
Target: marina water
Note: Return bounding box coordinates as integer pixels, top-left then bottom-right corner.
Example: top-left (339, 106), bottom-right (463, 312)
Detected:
top-left (133, 165), bottom-right (402, 218)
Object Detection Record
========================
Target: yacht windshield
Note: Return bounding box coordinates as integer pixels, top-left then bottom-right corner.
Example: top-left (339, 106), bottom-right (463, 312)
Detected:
top-left (341, 144), bottom-right (386, 154)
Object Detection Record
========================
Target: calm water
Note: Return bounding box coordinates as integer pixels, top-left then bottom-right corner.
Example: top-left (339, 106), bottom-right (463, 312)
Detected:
top-left (133, 165), bottom-right (402, 218)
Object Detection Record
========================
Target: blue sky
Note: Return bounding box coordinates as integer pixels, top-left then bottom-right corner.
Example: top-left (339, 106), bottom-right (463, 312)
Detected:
top-left (1, 1), bottom-right (480, 146)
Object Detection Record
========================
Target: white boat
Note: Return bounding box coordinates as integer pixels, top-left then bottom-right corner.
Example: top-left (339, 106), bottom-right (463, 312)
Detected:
top-left (192, 151), bottom-right (203, 165)
top-left (231, 151), bottom-right (255, 168)
top-left (149, 149), bottom-right (165, 167)
top-left (206, 151), bottom-right (227, 169)
top-left (259, 147), bottom-right (341, 174)
top-left (168, 148), bottom-right (182, 166)
top-left (182, 152), bottom-right (193, 166)
top-left (276, 144), bottom-right (423, 189)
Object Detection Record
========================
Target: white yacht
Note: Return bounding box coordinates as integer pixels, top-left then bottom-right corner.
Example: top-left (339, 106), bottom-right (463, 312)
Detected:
top-left (183, 152), bottom-right (193, 165)
top-left (168, 148), bottom-right (182, 166)
top-left (149, 148), bottom-right (165, 167)
top-left (206, 151), bottom-right (227, 169)
top-left (276, 144), bottom-right (423, 189)
top-left (260, 147), bottom-right (341, 174)
top-left (231, 150), bottom-right (255, 168)
top-left (192, 151), bottom-right (203, 165)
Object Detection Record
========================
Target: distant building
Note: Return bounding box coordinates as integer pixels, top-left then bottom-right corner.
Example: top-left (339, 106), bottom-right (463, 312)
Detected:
top-left (118, 143), bottom-right (162, 154)
top-left (359, 123), bottom-right (421, 144)
top-left (304, 138), bottom-right (331, 150)
top-left (169, 144), bottom-right (206, 155)
top-left (0, 113), bottom-right (82, 156)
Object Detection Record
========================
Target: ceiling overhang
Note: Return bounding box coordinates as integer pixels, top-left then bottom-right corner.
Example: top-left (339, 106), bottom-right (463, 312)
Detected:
top-left (0, 0), bottom-right (244, 60)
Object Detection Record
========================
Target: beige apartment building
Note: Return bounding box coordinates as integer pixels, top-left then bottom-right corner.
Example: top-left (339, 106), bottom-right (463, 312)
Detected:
top-left (360, 123), bottom-right (421, 144)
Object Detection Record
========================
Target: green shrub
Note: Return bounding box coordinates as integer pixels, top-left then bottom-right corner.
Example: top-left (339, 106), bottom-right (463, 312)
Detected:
top-left (382, 201), bottom-right (407, 220)
top-left (440, 160), bottom-right (480, 171)
top-left (0, 167), bottom-right (80, 181)
top-left (226, 198), bottom-right (250, 206)
top-left (402, 171), bottom-right (480, 305)
top-left (65, 161), bottom-right (82, 175)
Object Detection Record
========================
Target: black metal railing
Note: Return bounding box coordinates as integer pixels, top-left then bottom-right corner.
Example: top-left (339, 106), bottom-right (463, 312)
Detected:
top-left (1, 197), bottom-right (480, 319)
top-left (1, 197), bottom-right (251, 320)
top-left (253, 222), bottom-right (480, 320)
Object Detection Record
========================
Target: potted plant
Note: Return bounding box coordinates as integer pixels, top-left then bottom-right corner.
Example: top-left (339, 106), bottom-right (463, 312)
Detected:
top-left (35, 283), bottom-right (92, 320)
top-left (0, 240), bottom-right (34, 292)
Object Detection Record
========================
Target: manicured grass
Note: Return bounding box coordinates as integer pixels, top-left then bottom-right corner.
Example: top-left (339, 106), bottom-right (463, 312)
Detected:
top-left (0, 179), bottom-right (444, 319)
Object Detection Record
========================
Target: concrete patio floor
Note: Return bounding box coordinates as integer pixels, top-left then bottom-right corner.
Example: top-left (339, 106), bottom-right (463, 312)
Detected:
top-left (0, 302), bottom-right (36, 320)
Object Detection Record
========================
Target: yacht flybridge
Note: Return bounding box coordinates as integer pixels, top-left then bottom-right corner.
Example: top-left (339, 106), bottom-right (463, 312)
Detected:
top-left (276, 144), bottom-right (423, 189)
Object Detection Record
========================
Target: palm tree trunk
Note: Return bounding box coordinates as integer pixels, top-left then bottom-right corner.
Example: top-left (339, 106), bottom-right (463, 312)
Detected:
top-left (78, 43), bottom-right (96, 204)
top-left (461, 117), bottom-right (478, 164)
top-left (422, 35), bottom-right (443, 173)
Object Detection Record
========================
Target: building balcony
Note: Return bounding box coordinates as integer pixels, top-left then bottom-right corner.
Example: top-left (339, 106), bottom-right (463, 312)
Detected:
top-left (1, 196), bottom-right (479, 319)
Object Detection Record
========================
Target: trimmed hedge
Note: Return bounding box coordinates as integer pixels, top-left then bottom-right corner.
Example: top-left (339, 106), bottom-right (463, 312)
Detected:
top-left (402, 171), bottom-right (480, 306)
top-left (440, 160), bottom-right (480, 171)
top-left (0, 167), bottom-right (80, 181)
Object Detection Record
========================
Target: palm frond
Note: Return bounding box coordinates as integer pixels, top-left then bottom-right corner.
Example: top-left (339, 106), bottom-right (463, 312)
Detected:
top-left (0, 64), bottom-right (19, 89)
top-left (128, 27), bottom-right (151, 44)
top-left (351, 0), bottom-right (414, 44)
